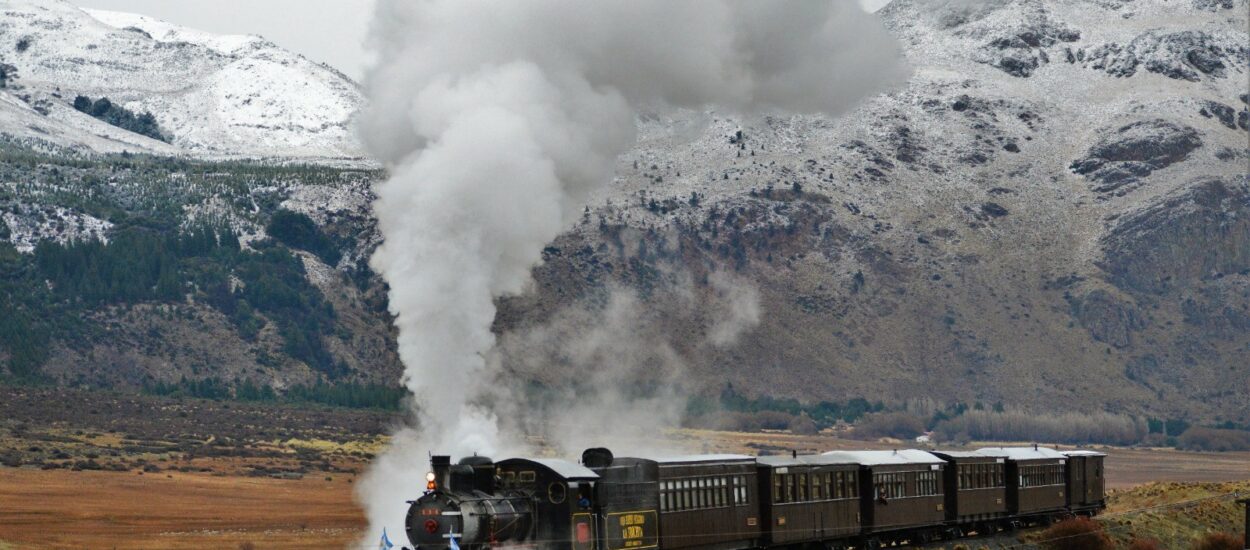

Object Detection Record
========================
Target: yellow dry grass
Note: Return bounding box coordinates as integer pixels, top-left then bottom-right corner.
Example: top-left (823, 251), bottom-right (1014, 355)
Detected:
top-left (0, 467), bottom-right (365, 550)
top-left (1100, 480), bottom-right (1250, 549)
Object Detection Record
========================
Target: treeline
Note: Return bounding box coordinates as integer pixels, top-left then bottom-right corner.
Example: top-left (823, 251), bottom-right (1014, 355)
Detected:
top-left (33, 227), bottom-right (232, 305)
top-left (73, 96), bottom-right (168, 142)
top-left (0, 238), bottom-right (54, 378)
top-left (685, 384), bottom-right (886, 432)
top-left (684, 385), bottom-right (1250, 449)
top-left (14, 224), bottom-right (346, 378)
top-left (932, 410), bottom-right (1150, 446)
top-left (143, 378), bottom-right (405, 411)
top-left (1177, 427), bottom-right (1250, 452)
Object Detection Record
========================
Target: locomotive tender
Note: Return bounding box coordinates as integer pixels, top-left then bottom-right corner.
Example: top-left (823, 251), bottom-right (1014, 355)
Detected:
top-left (404, 446), bottom-right (1104, 550)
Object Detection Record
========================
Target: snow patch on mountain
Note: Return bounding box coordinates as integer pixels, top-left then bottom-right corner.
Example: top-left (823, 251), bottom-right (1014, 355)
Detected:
top-left (0, 0), bottom-right (365, 161)
top-left (2, 203), bottom-right (112, 252)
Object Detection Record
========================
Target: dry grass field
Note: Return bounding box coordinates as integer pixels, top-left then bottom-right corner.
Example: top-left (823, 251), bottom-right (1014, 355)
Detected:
top-left (0, 466), bottom-right (362, 549)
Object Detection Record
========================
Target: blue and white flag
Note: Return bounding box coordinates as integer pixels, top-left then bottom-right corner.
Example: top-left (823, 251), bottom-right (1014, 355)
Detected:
top-left (378, 527), bottom-right (395, 550)
top-left (448, 531), bottom-right (460, 550)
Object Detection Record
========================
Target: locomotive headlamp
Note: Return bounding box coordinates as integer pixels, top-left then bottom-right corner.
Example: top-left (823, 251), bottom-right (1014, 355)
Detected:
top-left (426, 472), bottom-right (436, 482)
top-left (426, 471), bottom-right (437, 491)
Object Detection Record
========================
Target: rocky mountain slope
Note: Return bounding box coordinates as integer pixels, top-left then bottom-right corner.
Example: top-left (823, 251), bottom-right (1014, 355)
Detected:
top-left (494, 0), bottom-right (1250, 425)
top-left (0, 0), bottom-right (364, 160)
top-left (0, 0), bottom-right (1245, 428)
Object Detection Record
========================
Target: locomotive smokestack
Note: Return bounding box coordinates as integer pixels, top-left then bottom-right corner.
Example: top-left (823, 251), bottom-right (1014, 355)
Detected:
top-left (431, 455), bottom-right (451, 492)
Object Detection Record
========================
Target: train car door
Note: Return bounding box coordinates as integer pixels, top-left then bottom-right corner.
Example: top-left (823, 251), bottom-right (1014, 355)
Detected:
top-left (1068, 456), bottom-right (1087, 507)
top-left (1084, 458), bottom-right (1100, 504)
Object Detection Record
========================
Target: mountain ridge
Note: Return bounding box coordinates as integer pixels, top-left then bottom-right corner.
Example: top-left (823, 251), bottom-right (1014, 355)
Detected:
top-left (0, 0), bottom-right (364, 161)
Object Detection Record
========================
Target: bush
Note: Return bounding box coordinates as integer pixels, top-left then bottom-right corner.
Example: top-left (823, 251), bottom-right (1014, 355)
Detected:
top-left (686, 410), bottom-right (797, 432)
top-left (1177, 427), bottom-right (1250, 452)
top-left (1127, 538), bottom-right (1164, 550)
top-left (852, 412), bottom-right (927, 440)
top-left (1037, 518), bottom-right (1114, 550)
top-left (789, 413), bottom-right (820, 435)
top-left (1191, 533), bottom-right (1243, 550)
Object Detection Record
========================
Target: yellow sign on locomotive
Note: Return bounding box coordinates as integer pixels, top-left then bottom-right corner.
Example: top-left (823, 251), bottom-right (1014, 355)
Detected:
top-left (605, 510), bottom-right (658, 550)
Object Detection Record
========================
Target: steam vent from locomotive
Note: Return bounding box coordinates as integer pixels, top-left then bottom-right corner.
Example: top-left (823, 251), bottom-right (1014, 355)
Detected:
top-left (404, 447), bottom-right (1106, 550)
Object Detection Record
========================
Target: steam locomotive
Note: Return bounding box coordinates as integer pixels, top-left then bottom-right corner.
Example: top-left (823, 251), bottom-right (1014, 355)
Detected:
top-left (403, 446), bottom-right (1105, 550)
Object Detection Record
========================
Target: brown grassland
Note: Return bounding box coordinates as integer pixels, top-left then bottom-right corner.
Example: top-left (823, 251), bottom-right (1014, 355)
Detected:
top-left (1, 388), bottom-right (1247, 549)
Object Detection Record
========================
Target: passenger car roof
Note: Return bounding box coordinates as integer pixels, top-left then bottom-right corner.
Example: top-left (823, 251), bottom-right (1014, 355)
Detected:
top-left (820, 449), bottom-right (944, 466)
top-left (931, 450), bottom-right (1005, 459)
top-left (757, 454), bottom-right (860, 467)
top-left (655, 454), bottom-right (755, 465)
top-left (977, 447), bottom-right (1067, 460)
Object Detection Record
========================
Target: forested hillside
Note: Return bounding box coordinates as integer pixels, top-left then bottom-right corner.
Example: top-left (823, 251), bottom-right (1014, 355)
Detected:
top-left (0, 144), bottom-right (401, 393)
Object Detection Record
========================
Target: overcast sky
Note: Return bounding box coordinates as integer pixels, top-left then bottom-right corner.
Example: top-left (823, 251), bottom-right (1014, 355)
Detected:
top-left (73, 0), bottom-right (376, 79)
top-left (72, 0), bottom-right (892, 82)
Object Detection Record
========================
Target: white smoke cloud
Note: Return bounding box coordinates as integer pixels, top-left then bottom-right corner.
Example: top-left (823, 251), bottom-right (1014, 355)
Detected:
top-left (490, 286), bottom-right (692, 457)
top-left (355, 0), bottom-right (908, 544)
top-left (708, 271), bottom-right (762, 348)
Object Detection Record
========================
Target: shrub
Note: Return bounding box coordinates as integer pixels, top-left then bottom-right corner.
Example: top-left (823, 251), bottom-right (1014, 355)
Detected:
top-left (1191, 533), bottom-right (1243, 550)
top-left (788, 413), bottom-right (820, 435)
top-left (852, 412), bottom-right (927, 440)
top-left (687, 410), bottom-right (798, 432)
top-left (1127, 538), bottom-right (1164, 550)
top-left (1037, 518), bottom-right (1114, 550)
top-left (1177, 427), bottom-right (1250, 452)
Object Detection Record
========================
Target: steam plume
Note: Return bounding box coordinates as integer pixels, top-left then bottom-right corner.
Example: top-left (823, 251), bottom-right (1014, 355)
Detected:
top-left (356, 0), bottom-right (908, 543)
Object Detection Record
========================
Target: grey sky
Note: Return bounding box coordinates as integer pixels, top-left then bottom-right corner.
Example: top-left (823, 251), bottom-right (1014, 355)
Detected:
top-left (72, 0), bottom-right (892, 82)
top-left (72, 0), bottom-right (377, 80)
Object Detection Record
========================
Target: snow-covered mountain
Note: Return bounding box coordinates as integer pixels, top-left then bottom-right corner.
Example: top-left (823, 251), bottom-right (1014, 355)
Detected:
top-left (0, 0), bottom-right (1246, 425)
top-left (0, 0), bottom-right (364, 160)
top-left (500, 0), bottom-right (1250, 423)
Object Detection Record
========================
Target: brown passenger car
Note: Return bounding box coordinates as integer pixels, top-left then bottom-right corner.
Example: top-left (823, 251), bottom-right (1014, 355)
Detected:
top-left (656, 455), bottom-right (761, 550)
top-left (980, 447), bottom-right (1068, 522)
top-left (822, 450), bottom-right (946, 545)
top-left (757, 454), bottom-right (861, 546)
top-left (1062, 450), bottom-right (1106, 515)
top-left (931, 451), bottom-right (1009, 530)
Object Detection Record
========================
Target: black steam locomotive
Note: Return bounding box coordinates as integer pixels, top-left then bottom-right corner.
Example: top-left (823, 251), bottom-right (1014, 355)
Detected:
top-left (403, 446), bottom-right (1105, 550)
